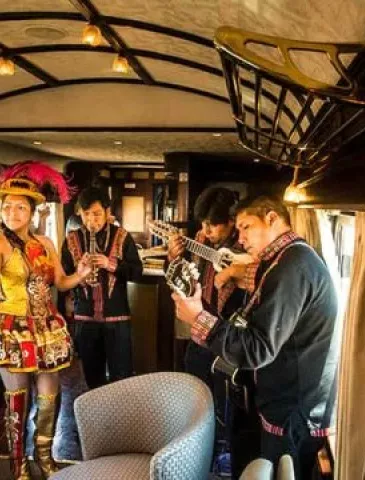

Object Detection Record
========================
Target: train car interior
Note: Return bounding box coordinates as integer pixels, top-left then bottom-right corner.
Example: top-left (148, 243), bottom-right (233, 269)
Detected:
top-left (0, 1), bottom-right (365, 479)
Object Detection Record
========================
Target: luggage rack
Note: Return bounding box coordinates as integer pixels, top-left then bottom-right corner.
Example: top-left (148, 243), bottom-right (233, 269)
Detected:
top-left (214, 27), bottom-right (365, 171)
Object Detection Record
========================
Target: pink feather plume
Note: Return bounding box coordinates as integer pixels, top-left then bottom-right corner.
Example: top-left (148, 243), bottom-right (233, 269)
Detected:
top-left (0, 161), bottom-right (77, 203)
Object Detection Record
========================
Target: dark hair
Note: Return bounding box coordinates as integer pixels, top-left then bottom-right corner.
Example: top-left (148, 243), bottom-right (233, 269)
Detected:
top-left (194, 187), bottom-right (237, 225)
top-left (77, 187), bottom-right (110, 210)
top-left (234, 195), bottom-right (291, 226)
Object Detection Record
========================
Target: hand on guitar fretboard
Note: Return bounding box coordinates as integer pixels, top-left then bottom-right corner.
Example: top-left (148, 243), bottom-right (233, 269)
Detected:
top-left (165, 258), bottom-right (200, 297)
top-left (149, 220), bottom-right (255, 273)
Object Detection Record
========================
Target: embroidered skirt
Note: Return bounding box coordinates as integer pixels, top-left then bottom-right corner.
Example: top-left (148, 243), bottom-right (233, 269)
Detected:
top-left (0, 308), bottom-right (72, 373)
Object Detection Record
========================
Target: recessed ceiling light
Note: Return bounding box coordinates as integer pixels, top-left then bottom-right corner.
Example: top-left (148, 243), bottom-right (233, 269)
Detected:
top-left (33, 140), bottom-right (42, 145)
top-left (114, 140), bottom-right (122, 145)
top-left (212, 133), bottom-right (222, 137)
top-left (253, 158), bottom-right (261, 163)
top-left (25, 26), bottom-right (67, 41)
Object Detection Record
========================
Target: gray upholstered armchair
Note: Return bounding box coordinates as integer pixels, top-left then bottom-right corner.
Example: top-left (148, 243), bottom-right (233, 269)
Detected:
top-left (50, 372), bottom-right (215, 480)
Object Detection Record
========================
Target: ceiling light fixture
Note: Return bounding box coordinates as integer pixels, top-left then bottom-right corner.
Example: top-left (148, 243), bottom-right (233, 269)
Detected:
top-left (114, 140), bottom-right (122, 145)
top-left (283, 167), bottom-right (307, 204)
top-left (25, 26), bottom-right (67, 41)
top-left (112, 55), bottom-right (130, 74)
top-left (33, 140), bottom-right (42, 145)
top-left (82, 24), bottom-right (102, 47)
top-left (0, 57), bottom-right (15, 76)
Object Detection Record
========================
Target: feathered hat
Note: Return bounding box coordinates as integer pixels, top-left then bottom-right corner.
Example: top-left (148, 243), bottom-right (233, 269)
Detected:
top-left (0, 161), bottom-right (76, 204)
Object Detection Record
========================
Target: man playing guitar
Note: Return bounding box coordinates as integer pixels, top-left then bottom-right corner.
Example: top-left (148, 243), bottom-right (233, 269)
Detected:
top-left (167, 186), bottom-right (258, 478)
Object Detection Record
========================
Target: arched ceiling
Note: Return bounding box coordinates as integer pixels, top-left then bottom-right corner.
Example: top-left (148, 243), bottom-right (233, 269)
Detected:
top-left (0, 0), bottom-right (364, 165)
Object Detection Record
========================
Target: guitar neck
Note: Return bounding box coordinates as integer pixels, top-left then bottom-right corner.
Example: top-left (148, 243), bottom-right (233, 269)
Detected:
top-left (183, 237), bottom-right (220, 264)
top-left (150, 222), bottom-right (221, 265)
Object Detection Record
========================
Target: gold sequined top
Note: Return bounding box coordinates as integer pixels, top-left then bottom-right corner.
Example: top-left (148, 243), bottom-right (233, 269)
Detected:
top-left (0, 248), bottom-right (29, 316)
top-left (0, 239), bottom-right (55, 317)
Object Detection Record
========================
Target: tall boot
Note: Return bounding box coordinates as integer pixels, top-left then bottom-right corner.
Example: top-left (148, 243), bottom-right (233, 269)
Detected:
top-left (0, 398), bottom-right (9, 459)
top-left (34, 393), bottom-right (59, 479)
top-left (4, 389), bottom-right (32, 480)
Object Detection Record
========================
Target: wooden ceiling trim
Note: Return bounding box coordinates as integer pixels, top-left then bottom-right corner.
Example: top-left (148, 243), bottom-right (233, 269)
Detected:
top-left (68, 0), bottom-right (154, 85)
top-left (0, 11), bottom-right (83, 23)
top-left (0, 41), bottom-right (58, 86)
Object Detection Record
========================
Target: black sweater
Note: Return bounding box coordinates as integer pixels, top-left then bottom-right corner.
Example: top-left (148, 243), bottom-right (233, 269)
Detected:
top-left (207, 241), bottom-right (339, 432)
top-left (61, 224), bottom-right (142, 321)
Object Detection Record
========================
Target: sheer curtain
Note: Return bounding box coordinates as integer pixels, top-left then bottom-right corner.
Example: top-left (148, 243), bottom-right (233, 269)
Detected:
top-left (288, 206), bottom-right (322, 257)
top-left (316, 211), bottom-right (342, 299)
top-left (335, 212), bottom-right (365, 480)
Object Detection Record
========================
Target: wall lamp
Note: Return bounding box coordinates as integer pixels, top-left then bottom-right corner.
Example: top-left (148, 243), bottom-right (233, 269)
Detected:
top-left (0, 57), bottom-right (15, 76)
top-left (82, 24), bottom-right (102, 47)
top-left (112, 55), bottom-right (130, 74)
top-left (283, 167), bottom-right (307, 204)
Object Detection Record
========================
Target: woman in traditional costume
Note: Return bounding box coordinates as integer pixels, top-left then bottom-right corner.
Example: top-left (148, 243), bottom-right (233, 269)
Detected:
top-left (0, 161), bottom-right (91, 479)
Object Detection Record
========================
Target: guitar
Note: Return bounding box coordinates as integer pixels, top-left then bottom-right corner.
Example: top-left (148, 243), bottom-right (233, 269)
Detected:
top-left (165, 257), bottom-right (200, 297)
top-left (149, 220), bottom-right (250, 272)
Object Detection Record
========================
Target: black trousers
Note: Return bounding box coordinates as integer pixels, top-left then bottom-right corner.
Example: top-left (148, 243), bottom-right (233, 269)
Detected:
top-left (185, 341), bottom-right (228, 449)
top-left (229, 382), bottom-right (261, 479)
top-left (260, 414), bottom-right (325, 480)
top-left (75, 321), bottom-right (133, 390)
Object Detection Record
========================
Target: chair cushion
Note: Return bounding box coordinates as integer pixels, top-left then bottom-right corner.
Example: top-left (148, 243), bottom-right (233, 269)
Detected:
top-left (239, 458), bottom-right (274, 479)
top-left (50, 453), bottom-right (152, 480)
top-left (277, 455), bottom-right (295, 480)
